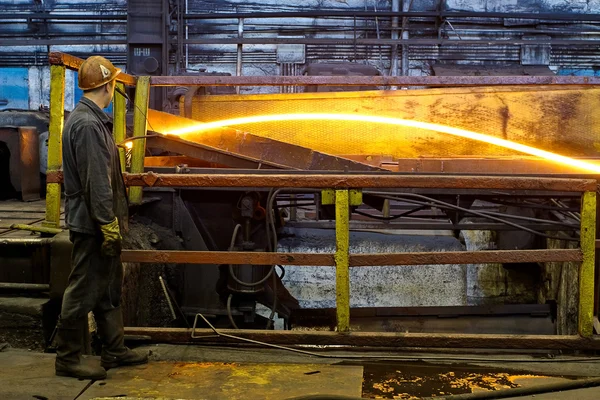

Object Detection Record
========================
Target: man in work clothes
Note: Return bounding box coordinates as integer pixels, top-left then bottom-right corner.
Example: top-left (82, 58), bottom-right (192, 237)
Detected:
top-left (57, 55), bottom-right (148, 379)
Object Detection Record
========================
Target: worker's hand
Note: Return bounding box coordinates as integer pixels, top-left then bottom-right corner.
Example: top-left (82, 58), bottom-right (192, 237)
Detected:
top-left (99, 218), bottom-right (122, 257)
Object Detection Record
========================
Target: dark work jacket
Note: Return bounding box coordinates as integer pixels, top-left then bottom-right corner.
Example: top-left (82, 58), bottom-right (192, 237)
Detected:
top-left (62, 97), bottom-right (128, 235)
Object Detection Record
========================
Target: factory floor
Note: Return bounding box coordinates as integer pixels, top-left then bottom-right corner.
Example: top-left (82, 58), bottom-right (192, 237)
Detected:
top-left (2, 344), bottom-right (600, 400)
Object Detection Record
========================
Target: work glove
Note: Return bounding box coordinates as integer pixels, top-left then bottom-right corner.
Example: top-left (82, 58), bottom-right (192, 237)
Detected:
top-left (100, 218), bottom-right (122, 257)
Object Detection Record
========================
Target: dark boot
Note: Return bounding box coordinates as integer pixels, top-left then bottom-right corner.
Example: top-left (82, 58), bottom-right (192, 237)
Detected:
top-left (55, 317), bottom-right (107, 380)
top-left (95, 307), bottom-right (148, 369)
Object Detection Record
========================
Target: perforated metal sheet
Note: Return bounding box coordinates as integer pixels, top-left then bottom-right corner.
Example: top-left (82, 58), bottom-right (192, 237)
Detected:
top-left (180, 86), bottom-right (600, 158)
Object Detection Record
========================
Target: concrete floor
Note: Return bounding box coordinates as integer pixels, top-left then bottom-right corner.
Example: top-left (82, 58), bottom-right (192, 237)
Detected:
top-left (2, 344), bottom-right (600, 399)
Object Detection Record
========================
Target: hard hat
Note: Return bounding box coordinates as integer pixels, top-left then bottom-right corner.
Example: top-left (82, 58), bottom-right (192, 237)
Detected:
top-left (78, 56), bottom-right (121, 90)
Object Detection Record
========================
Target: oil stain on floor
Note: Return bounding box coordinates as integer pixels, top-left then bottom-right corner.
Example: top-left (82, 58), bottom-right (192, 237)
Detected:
top-left (359, 361), bottom-right (568, 399)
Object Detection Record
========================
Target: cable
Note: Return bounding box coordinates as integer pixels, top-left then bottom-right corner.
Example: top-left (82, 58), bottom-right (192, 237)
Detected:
top-left (226, 294), bottom-right (239, 329)
top-left (364, 191), bottom-right (580, 242)
top-left (227, 223), bottom-right (275, 287)
top-left (354, 205), bottom-right (427, 221)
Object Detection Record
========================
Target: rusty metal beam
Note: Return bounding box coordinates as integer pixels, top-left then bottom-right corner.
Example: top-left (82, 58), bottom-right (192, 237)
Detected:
top-left (146, 135), bottom-right (284, 170)
top-left (121, 250), bottom-right (335, 265)
top-left (123, 327), bottom-right (600, 350)
top-left (121, 249), bottom-right (580, 265)
top-left (344, 156), bottom-right (600, 175)
top-left (122, 172), bottom-right (596, 192)
top-left (48, 52), bottom-right (136, 86)
top-left (351, 249), bottom-right (582, 266)
top-left (146, 109), bottom-right (382, 171)
top-left (150, 75), bottom-right (600, 87)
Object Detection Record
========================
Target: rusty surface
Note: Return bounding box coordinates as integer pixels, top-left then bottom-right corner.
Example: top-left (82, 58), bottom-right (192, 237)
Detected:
top-left (122, 172), bottom-right (596, 192)
top-left (144, 156), bottom-right (225, 168)
top-left (123, 327), bottom-right (600, 349)
top-left (146, 135), bottom-right (283, 170)
top-left (121, 250), bottom-right (335, 266)
top-left (344, 156), bottom-right (600, 175)
top-left (48, 52), bottom-right (137, 86)
top-left (46, 170), bottom-right (63, 184)
top-left (121, 249), bottom-right (580, 266)
top-left (151, 75), bottom-right (600, 87)
top-left (147, 109), bottom-right (382, 171)
top-left (350, 249), bottom-right (583, 266)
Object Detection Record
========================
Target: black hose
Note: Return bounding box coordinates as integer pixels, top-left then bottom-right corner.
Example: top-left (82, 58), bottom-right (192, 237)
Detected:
top-left (226, 294), bottom-right (239, 330)
top-left (364, 191), bottom-right (579, 242)
top-left (422, 376), bottom-right (600, 400)
top-left (227, 223), bottom-right (275, 287)
top-left (354, 205), bottom-right (427, 221)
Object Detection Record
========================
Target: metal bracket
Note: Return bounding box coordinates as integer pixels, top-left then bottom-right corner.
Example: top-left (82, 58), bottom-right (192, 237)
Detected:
top-left (321, 189), bottom-right (363, 206)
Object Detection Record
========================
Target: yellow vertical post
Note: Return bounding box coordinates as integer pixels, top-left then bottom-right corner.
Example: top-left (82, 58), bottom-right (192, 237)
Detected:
top-left (128, 76), bottom-right (150, 204)
top-left (113, 82), bottom-right (126, 171)
top-left (579, 191), bottom-right (596, 337)
top-left (335, 189), bottom-right (351, 332)
top-left (44, 65), bottom-right (65, 228)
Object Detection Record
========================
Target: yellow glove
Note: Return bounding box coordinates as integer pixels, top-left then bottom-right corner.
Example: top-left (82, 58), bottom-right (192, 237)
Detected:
top-left (99, 218), bottom-right (122, 257)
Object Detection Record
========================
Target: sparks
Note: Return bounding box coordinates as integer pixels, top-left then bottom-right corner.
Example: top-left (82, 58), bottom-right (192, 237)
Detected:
top-left (162, 113), bottom-right (600, 174)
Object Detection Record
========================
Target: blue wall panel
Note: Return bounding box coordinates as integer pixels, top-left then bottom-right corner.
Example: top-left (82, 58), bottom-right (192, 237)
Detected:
top-left (0, 68), bottom-right (28, 110)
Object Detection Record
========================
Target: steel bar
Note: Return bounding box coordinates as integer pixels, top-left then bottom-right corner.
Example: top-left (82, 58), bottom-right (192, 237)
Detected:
top-left (48, 52), bottom-right (136, 86)
top-left (129, 76), bottom-right (150, 205)
top-left (113, 82), bottom-right (127, 171)
top-left (150, 74), bottom-right (600, 87)
top-left (123, 327), bottom-right (600, 349)
top-left (0, 283), bottom-right (49, 291)
top-left (579, 191), bottom-right (597, 337)
top-left (181, 37), bottom-right (600, 47)
top-left (43, 64), bottom-right (64, 230)
top-left (121, 250), bottom-right (335, 265)
top-left (9, 224), bottom-right (62, 235)
top-left (351, 249), bottom-right (582, 266)
top-left (120, 249), bottom-right (580, 265)
top-left (123, 173), bottom-right (596, 192)
top-left (146, 135), bottom-right (283, 170)
top-left (335, 190), bottom-right (351, 332)
top-left (2, 13), bottom-right (127, 20)
top-left (183, 11), bottom-right (600, 21)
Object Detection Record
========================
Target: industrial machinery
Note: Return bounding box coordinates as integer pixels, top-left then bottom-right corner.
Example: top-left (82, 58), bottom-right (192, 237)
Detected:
top-left (1, 51), bottom-right (600, 353)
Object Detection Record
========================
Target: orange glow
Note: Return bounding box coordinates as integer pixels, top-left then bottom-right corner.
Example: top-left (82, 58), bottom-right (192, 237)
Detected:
top-left (162, 113), bottom-right (600, 173)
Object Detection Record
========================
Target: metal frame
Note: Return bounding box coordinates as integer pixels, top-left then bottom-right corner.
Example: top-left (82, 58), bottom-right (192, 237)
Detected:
top-left (46, 51), bottom-right (598, 345)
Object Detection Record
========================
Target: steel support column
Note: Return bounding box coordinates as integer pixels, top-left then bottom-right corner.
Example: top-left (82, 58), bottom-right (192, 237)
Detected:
top-left (579, 191), bottom-right (597, 337)
top-left (113, 82), bottom-right (127, 171)
top-left (44, 65), bottom-right (65, 228)
top-left (129, 76), bottom-right (150, 204)
top-left (335, 189), bottom-right (351, 332)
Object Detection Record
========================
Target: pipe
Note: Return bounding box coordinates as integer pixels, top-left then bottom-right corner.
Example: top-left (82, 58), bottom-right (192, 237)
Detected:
top-left (236, 16), bottom-right (244, 94)
top-left (5, 224), bottom-right (63, 235)
top-left (0, 283), bottom-right (49, 291)
top-left (0, 238), bottom-right (52, 246)
top-left (389, 0), bottom-right (399, 78)
top-left (423, 377), bottom-right (600, 400)
top-left (401, 0), bottom-right (411, 77)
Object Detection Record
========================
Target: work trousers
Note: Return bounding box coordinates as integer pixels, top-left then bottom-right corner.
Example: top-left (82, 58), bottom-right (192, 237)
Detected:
top-left (61, 231), bottom-right (123, 321)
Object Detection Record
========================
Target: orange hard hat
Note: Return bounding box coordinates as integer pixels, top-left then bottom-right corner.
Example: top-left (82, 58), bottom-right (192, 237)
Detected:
top-left (78, 56), bottom-right (121, 90)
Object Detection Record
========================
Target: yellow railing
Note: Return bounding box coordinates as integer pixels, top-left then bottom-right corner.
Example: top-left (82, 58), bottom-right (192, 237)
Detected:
top-left (45, 52), bottom-right (598, 340)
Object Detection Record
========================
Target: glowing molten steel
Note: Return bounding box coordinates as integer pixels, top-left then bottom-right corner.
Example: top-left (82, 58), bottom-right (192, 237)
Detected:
top-left (163, 113), bottom-right (600, 174)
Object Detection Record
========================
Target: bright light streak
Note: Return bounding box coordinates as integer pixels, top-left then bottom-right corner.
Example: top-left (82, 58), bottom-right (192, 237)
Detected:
top-left (163, 113), bottom-right (600, 173)
top-left (125, 141), bottom-right (133, 149)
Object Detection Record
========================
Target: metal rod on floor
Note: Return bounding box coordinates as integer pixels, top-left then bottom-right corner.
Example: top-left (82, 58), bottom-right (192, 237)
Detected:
top-left (0, 283), bottom-right (49, 291)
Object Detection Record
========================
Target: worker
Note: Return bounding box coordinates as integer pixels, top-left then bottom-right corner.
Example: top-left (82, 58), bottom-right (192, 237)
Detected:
top-left (56, 56), bottom-right (148, 379)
